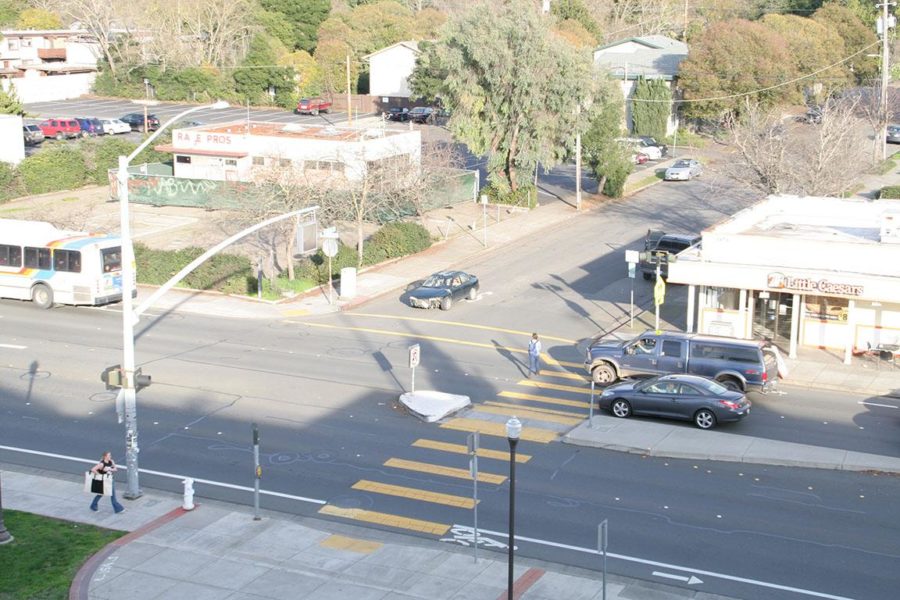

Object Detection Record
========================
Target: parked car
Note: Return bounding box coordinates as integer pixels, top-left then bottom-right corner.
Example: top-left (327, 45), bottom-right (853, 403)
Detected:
top-left (385, 107), bottom-right (410, 122)
top-left (803, 106), bottom-right (823, 125)
top-left (639, 230), bottom-right (699, 280)
top-left (596, 373), bottom-right (751, 430)
top-left (23, 124), bottom-right (45, 145)
top-left (99, 118), bottom-right (132, 135)
top-left (616, 137), bottom-right (665, 160)
top-left (638, 136), bottom-right (668, 158)
top-left (120, 113), bottom-right (160, 131)
top-left (887, 124), bottom-right (900, 144)
top-left (584, 329), bottom-right (779, 392)
top-left (75, 117), bottom-right (105, 136)
top-left (295, 97), bottom-right (332, 115)
top-left (632, 152), bottom-right (650, 165)
top-left (664, 158), bottom-right (702, 181)
top-left (38, 118), bottom-right (81, 140)
top-left (407, 271), bottom-right (479, 310)
top-left (408, 106), bottom-right (434, 124)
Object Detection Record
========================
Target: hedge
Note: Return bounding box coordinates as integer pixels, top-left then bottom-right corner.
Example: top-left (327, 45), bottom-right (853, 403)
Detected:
top-left (0, 161), bottom-right (24, 203)
top-left (17, 146), bottom-right (88, 194)
top-left (878, 185), bottom-right (900, 199)
top-left (363, 221), bottom-right (432, 263)
top-left (134, 243), bottom-right (253, 295)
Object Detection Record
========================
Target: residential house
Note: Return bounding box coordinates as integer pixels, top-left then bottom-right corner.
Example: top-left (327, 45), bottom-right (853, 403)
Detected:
top-left (365, 41), bottom-right (420, 102)
top-left (0, 29), bottom-right (100, 102)
top-left (593, 35), bottom-right (688, 135)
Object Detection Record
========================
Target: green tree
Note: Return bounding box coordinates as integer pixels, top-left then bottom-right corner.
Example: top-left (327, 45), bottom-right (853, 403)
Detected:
top-left (0, 85), bottom-right (24, 116)
top-left (16, 7), bottom-right (62, 29)
top-left (0, 0), bottom-right (26, 26)
top-left (553, 19), bottom-right (596, 49)
top-left (18, 147), bottom-right (88, 195)
top-left (678, 19), bottom-right (796, 121)
top-left (550, 0), bottom-right (600, 38)
top-left (582, 77), bottom-right (631, 197)
top-left (432, 0), bottom-right (592, 192)
top-left (813, 2), bottom-right (879, 84)
top-left (408, 40), bottom-right (445, 103)
top-left (260, 0), bottom-right (331, 52)
top-left (233, 34), bottom-right (295, 107)
top-left (631, 78), bottom-right (671, 141)
top-left (344, 1), bottom-right (415, 57)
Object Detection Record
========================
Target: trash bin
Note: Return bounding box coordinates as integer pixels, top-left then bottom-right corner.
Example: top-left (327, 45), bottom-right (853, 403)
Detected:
top-left (340, 267), bottom-right (357, 299)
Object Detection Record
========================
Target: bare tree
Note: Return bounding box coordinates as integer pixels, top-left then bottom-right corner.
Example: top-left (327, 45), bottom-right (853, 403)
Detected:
top-left (38, 0), bottom-right (125, 74)
top-left (846, 84), bottom-right (899, 165)
top-left (398, 140), bottom-right (465, 228)
top-left (728, 98), bottom-right (869, 197)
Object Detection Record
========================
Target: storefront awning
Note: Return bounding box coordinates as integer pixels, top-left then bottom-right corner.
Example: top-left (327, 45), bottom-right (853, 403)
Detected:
top-left (154, 144), bottom-right (248, 158)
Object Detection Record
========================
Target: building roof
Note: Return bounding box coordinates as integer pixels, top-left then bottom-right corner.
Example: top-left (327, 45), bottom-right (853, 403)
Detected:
top-left (593, 35), bottom-right (688, 81)
top-left (173, 121), bottom-right (410, 143)
top-left (363, 41), bottom-right (420, 61)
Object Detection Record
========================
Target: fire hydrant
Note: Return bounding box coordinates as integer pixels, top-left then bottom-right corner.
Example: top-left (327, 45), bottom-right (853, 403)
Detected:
top-left (182, 478), bottom-right (195, 511)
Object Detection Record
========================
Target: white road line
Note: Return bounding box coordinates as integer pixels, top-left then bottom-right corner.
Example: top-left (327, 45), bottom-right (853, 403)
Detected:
top-left (653, 571), bottom-right (702, 585)
top-left (0, 445), bottom-right (326, 505)
top-left (0, 343), bottom-right (26, 349)
top-left (473, 526), bottom-right (855, 600)
top-left (858, 401), bottom-right (897, 409)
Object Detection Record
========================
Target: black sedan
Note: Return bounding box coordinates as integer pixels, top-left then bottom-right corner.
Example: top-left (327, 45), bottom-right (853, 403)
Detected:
top-left (407, 271), bottom-right (479, 311)
top-left (597, 374), bottom-right (750, 430)
top-left (120, 113), bottom-right (161, 131)
top-left (385, 107), bottom-right (410, 122)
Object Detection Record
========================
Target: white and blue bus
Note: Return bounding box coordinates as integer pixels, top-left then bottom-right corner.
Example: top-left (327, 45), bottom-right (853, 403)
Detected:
top-left (0, 219), bottom-right (133, 309)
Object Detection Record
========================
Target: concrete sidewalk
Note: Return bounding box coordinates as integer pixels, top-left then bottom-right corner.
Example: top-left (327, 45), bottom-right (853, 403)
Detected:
top-left (1, 465), bottom-right (738, 600)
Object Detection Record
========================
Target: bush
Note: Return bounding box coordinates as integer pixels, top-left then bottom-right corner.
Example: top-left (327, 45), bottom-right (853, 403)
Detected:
top-left (81, 136), bottom-right (138, 185)
top-left (363, 221), bottom-right (431, 264)
top-left (134, 243), bottom-right (253, 294)
top-left (0, 161), bottom-right (24, 203)
top-left (482, 184), bottom-right (537, 208)
top-left (878, 185), bottom-right (900, 199)
top-left (17, 146), bottom-right (87, 194)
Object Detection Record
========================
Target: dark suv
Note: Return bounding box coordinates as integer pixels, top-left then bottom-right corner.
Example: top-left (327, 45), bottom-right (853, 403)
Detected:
top-left (120, 113), bottom-right (160, 131)
top-left (408, 106), bottom-right (434, 124)
top-left (76, 117), bottom-right (104, 136)
top-left (640, 230), bottom-right (699, 280)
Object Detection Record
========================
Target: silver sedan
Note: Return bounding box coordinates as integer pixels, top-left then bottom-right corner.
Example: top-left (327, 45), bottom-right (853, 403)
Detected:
top-left (664, 158), bottom-right (702, 181)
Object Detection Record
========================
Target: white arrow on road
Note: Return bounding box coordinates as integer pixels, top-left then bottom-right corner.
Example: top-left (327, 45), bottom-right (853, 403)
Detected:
top-left (653, 571), bottom-right (703, 585)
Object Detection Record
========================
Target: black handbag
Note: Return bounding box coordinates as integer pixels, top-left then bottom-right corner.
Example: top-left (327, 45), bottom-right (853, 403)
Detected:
top-left (90, 475), bottom-right (104, 494)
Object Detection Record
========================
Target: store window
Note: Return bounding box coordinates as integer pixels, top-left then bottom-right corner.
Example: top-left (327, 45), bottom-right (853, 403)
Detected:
top-left (805, 295), bottom-right (848, 321)
top-left (176, 155), bottom-right (191, 164)
top-left (252, 156), bottom-right (265, 166)
top-left (225, 159), bottom-right (237, 166)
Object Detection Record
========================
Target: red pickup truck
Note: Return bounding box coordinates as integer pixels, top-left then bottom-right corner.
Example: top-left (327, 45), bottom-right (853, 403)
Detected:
top-left (295, 97), bottom-right (332, 115)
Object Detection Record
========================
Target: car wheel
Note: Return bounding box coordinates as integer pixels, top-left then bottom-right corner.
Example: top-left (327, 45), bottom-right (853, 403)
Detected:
top-left (591, 364), bottom-right (616, 385)
top-left (32, 283), bottom-right (53, 309)
top-left (440, 296), bottom-right (452, 311)
top-left (55, 132), bottom-right (64, 141)
top-left (718, 378), bottom-right (742, 392)
top-left (467, 286), bottom-right (478, 301)
top-left (312, 109), bottom-right (319, 115)
top-left (642, 272), bottom-right (652, 281)
top-left (694, 409), bottom-right (716, 430)
top-left (611, 399), bottom-right (632, 419)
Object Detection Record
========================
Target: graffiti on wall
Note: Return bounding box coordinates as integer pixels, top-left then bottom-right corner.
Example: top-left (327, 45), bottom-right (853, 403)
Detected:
top-left (109, 167), bottom-right (244, 209)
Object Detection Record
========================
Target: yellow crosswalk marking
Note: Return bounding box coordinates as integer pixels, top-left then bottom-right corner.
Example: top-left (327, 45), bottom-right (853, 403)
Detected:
top-left (384, 458), bottom-right (506, 484)
top-left (538, 369), bottom-right (588, 381)
top-left (411, 439), bottom-right (531, 462)
top-left (541, 356), bottom-right (584, 369)
top-left (350, 313), bottom-right (577, 344)
top-left (319, 505), bottom-right (450, 535)
top-left (518, 379), bottom-right (593, 395)
top-left (474, 404), bottom-right (582, 426)
top-left (319, 534), bottom-right (382, 553)
top-left (499, 390), bottom-right (590, 409)
top-left (352, 480), bottom-right (476, 508)
top-left (281, 308), bottom-right (310, 317)
top-left (440, 418), bottom-right (558, 443)
top-left (484, 401), bottom-right (584, 419)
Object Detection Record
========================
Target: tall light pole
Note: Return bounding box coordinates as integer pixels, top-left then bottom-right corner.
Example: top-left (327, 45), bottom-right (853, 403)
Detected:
top-left (116, 100), bottom-right (229, 499)
top-left (878, 1), bottom-right (895, 161)
top-left (506, 416), bottom-right (522, 600)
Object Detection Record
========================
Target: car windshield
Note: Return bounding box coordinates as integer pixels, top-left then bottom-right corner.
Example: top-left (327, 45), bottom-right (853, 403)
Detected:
top-left (422, 275), bottom-right (450, 288)
top-left (672, 160), bottom-right (691, 168)
top-left (701, 379), bottom-right (729, 395)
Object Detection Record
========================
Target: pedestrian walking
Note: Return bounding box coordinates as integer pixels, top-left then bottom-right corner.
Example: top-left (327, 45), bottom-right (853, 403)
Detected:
top-left (528, 333), bottom-right (542, 377)
top-left (89, 451), bottom-right (124, 514)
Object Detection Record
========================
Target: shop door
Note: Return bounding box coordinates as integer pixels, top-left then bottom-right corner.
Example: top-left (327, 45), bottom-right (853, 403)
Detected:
top-left (753, 292), bottom-right (793, 345)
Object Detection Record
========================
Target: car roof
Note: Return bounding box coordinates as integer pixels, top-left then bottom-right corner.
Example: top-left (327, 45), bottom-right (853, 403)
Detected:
top-left (431, 270), bottom-right (466, 277)
top-left (656, 374), bottom-right (720, 385)
top-left (640, 329), bottom-right (765, 348)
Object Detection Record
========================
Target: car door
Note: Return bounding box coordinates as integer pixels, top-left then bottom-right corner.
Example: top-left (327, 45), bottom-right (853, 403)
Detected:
top-left (657, 339), bottom-right (687, 374)
top-left (634, 381), bottom-right (680, 418)
top-left (450, 274), bottom-right (465, 300)
top-left (619, 336), bottom-right (660, 377)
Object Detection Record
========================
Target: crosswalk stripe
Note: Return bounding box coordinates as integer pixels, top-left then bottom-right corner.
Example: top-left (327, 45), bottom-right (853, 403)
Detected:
top-left (319, 504), bottom-right (450, 535)
top-left (538, 369), bottom-right (588, 381)
top-left (352, 480), bottom-right (476, 508)
top-left (384, 458), bottom-right (507, 484)
top-left (541, 356), bottom-right (584, 369)
top-left (484, 401), bottom-right (584, 419)
top-left (440, 418), bottom-right (557, 443)
top-left (518, 380), bottom-right (592, 395)
top-left (474, 403), bottom-right (582, 426)
top-left (499, 391), bottom-right (590, 409)
top-left (411, 439), bottom-right (531, 462)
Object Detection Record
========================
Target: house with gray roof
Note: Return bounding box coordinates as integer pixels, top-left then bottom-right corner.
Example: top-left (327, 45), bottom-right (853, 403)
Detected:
top-left (593, 35), bottom-right (689, 135)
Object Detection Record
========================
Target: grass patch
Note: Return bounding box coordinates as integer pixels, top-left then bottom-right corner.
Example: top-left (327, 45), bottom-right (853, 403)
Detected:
top-left (838, 183), bottom-right (866, 198)
top-left (258, 276), bottom-right (318, 301)
top-left (0, 510), bottom-right (125, 600)
top-left (666, 128), bottom-right (708, 150)
top-left (624, 172), bottom-right (665, 196)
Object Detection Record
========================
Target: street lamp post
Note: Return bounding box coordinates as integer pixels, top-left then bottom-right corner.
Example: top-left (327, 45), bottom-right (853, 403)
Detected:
top-left (116, 100), bottom-right (229, 499)
top-left (506, 416), bottom-right (522, 600)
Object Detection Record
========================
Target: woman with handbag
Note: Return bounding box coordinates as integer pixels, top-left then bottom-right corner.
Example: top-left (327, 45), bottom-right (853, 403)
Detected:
top-left (89, 451), bottom-right (125, 513)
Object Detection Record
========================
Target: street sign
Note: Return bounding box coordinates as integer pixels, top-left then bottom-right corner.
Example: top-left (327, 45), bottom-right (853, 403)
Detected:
top-left (624, 250), bottom-right (639, 264)
top-left (627, 263), bottom-right (636, 279)
top-left (409, 344), bottom-right (421, 368)
top-left (654, 276), bottom-right (666, 306)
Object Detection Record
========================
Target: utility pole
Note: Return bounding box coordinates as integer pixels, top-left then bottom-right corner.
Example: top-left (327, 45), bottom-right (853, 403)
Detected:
top-left (346, 55), bottom-right (353, 126)
top-left (878, 1), bottom-right (895, 161)
top-left (683, 0), bottom-right (689, 38)
top-left (575, 105), bottom-right (582, 211)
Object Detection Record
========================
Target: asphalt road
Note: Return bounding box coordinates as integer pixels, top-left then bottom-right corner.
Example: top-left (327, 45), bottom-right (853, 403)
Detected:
top-left (2, 172), bottom-right (899, 599)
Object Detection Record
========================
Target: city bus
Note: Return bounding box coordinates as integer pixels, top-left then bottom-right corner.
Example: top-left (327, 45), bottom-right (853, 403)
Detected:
top-left (0, 219), bottom-right (133, 309)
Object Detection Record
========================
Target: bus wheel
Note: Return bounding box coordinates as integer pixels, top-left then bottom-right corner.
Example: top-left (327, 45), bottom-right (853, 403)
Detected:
top-left (32, 283), bottom-right (53, 309)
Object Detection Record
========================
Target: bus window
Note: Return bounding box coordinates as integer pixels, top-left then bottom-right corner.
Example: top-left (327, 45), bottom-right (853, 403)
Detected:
top-left (54, 249), bottom-right (82, 273)
top-left (0, 244), bottom-right (22, 267)
top-left (101, 247), bottom-right (122, 272)
top-left (24, 247), bottom-right (52, 269)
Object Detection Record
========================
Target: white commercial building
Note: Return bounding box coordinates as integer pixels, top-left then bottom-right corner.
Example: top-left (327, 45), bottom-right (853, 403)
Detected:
top-left (155, 121), bottom-right (422, 184)
top-left (668, 195), bottom-right (900, 364)
top-left (0, 114), bottom-right (24, 165)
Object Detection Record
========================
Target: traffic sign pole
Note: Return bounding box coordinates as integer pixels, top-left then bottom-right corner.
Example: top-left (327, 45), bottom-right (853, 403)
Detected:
top-left (409, 344), bottom-right (421, 392)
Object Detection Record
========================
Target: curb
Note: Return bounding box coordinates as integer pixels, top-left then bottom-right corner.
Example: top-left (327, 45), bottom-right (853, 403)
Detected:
top-left (69, 506), bottom-right (191, 600)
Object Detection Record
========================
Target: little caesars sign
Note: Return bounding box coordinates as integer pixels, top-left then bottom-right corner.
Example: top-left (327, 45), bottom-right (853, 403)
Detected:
top-left (767, 272), bottom-right (864, 297)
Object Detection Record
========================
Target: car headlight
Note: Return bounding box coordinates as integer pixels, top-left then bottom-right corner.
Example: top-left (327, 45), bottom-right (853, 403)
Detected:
top-left (600, 390), bottom-right (613, 398)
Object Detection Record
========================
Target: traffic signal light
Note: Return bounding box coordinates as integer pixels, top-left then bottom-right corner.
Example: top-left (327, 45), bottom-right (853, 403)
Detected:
top-left (134, 368), bottom-right (152, 392)
top-left (101, 365), bottom-right (122, 390)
